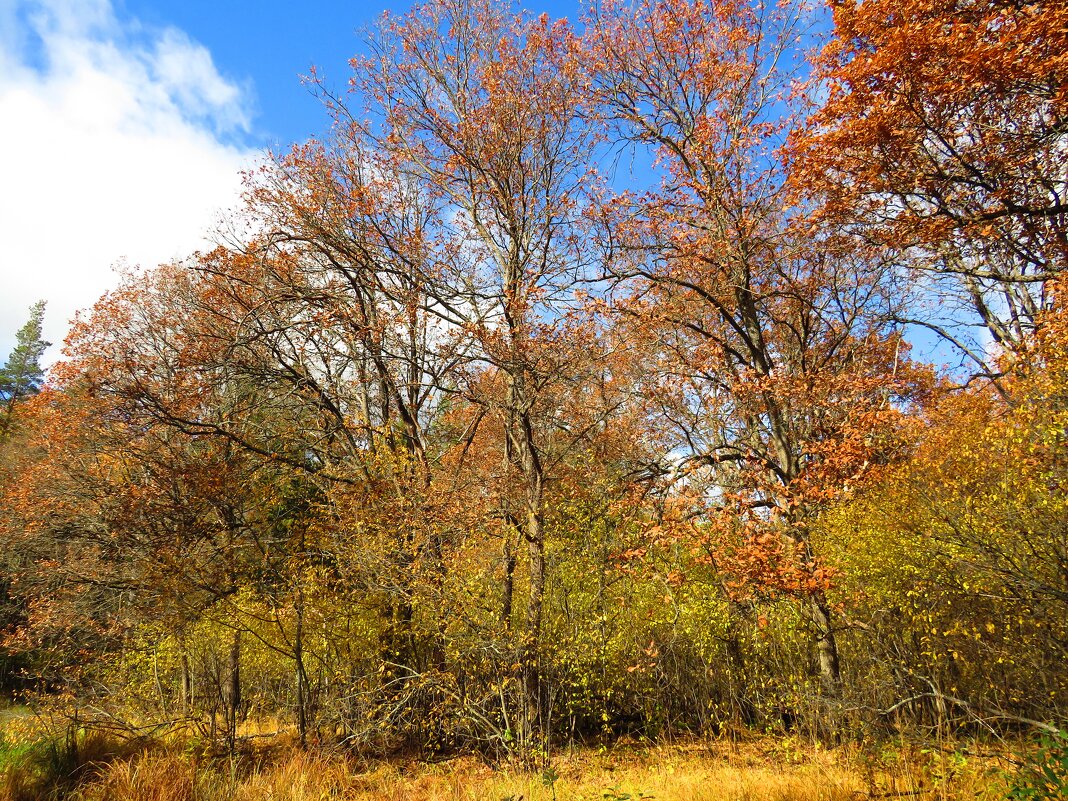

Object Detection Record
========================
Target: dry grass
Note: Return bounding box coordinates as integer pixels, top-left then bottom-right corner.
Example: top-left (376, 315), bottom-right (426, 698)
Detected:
top-left (0, 733), bottom-right (1012, 801)
top-left (80, 754), bottom-right (198, 801)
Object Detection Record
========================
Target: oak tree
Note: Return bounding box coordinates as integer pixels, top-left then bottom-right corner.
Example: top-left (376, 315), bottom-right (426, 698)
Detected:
top-left (795, 0), bottom-right (1068, 376)
top-left (586, 0), bottom-right (928, 699)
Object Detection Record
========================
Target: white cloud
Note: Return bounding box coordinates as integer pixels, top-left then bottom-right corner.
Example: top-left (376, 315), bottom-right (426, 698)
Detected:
top-left (0, 0), bottom-right (259, 365)
top-left (152, 28), bottom-right (251, 134)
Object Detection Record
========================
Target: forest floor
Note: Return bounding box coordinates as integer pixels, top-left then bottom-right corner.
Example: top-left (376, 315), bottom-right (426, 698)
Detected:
top-left (0, 714), bottom-right (1021, 801)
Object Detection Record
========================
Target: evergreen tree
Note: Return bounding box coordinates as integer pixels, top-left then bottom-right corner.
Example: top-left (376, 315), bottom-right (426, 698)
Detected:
top-left (0, 301), bottom-right (50, 435)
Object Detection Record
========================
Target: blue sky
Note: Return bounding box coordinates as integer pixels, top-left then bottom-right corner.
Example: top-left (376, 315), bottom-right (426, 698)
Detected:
top-left (117, 0), bottom-right (584, 147)
top-left (0, 0), bottom-right (583, 361)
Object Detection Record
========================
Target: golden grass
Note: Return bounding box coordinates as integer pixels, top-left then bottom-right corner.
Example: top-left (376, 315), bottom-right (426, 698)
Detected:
top-left (80, 754), bottom-right (198, 801)
top-left (0, 734), bottom-right (1012, 801)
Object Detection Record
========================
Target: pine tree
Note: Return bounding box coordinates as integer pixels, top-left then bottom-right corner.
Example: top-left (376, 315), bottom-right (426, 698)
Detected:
top-left (0, 301), bottom-right (50, 436)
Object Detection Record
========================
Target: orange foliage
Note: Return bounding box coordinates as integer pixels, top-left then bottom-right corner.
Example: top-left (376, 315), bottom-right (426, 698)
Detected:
top-left (795, 0), bottom-right (1068, 352)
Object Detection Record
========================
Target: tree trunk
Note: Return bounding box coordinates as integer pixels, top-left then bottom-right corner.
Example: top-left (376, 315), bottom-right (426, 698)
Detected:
top-left (501, 514), bottom-right (518, 630)
top-left (724, 619), bottom-right (758, 726)
top-left (504, 376), bottom-right (547, 749)
top-left (179, 651), bottom-right (192, 716)
top-left (294, 596), bottom-right (308, 748)
top-left (523, 503), bottom-right (545, 745)
top-left (809, 594), bottom-right (842, 697)
top-left (794, 522), bottom-right (843, 700)
top-left (223, 632), bottom-right (241, 753)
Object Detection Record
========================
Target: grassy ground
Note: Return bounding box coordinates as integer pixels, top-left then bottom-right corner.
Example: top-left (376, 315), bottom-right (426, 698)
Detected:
top-left (0, 718), bottom-right (1016, 801)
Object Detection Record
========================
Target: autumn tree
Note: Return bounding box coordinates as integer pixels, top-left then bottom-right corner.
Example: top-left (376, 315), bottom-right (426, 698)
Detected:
top-left (26, 263), bottom-right (332, 748)
top-left (0, 361), bottom-right (292, 748)
top-left (795, 0), bottom-right (1068, 378)
top-left (585, 0), bottom-right (929, 701)
top-left (318, 0), bottom-right (611, 744)
top-left (235, 143), bottom-right (466, 697)
top-left (182, 138), bottom-right (479, 746)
